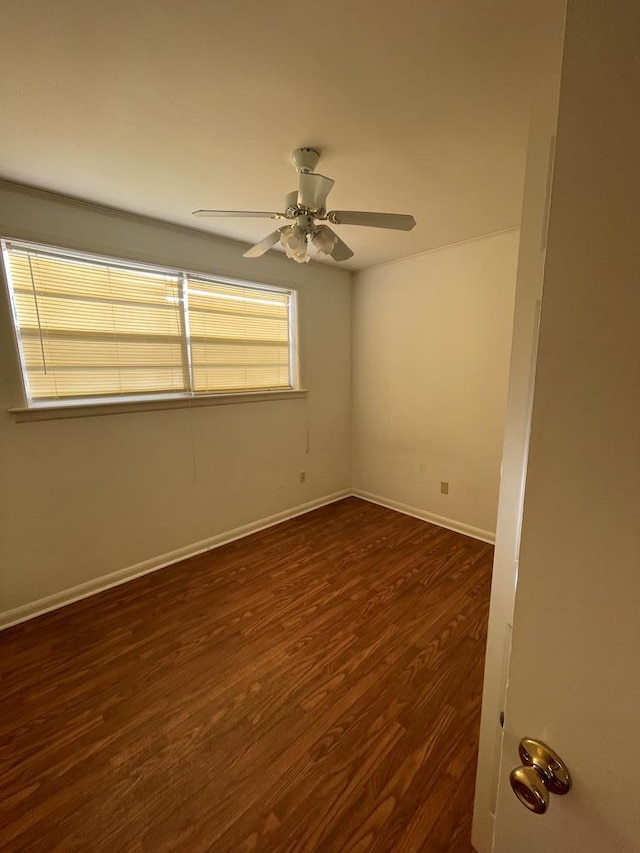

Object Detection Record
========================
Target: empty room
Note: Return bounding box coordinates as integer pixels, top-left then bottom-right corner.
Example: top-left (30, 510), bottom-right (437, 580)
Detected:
top-left (2, 1), bottom-right (639, 851)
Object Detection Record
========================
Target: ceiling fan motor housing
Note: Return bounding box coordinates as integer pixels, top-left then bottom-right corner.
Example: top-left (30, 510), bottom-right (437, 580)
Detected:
top-left (285, 190), bottom-right (298, 215)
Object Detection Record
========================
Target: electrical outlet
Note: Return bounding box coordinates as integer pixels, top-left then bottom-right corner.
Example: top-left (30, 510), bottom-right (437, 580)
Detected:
top-left (440, 481), bottom-right (449, 495)
top-left (299, 471), bottom-right (306, 484)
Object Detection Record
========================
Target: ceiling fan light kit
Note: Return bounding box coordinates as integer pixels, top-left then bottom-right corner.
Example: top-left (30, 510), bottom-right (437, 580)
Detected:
top-left (193, 148), bottom-right (416, 264)
top-left (280, 223), bottom-right (310, 263)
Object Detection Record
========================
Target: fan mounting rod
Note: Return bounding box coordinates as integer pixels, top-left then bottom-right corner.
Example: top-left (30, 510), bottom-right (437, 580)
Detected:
top-left (291, 147), bottom-right (320, 174)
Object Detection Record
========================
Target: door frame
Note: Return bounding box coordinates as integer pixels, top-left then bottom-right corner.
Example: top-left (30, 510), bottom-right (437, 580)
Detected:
top-left (471, 41), bottom-right (565, 852)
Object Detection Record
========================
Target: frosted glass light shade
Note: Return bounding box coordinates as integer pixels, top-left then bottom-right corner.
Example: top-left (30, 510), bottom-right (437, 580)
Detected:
top-left (312, 226), bottom-right (338, 257)
top-left (280, 225), bottom-right (310, 262)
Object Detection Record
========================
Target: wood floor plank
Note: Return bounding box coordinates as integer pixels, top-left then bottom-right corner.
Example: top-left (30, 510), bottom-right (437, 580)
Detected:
top-left (0, 497), bottom-right (492, 851)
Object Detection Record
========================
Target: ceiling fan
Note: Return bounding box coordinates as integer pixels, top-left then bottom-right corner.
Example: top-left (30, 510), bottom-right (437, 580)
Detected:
top-left (193, 148), bottom-right (416, 264)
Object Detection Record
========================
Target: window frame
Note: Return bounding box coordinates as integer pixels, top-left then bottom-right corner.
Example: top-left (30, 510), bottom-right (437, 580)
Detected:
top-left (1, 237), bottom-right (303, 418)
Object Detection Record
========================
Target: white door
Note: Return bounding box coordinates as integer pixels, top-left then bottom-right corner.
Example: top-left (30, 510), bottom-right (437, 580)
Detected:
top-left (492, 1), bottom-right (640, 851)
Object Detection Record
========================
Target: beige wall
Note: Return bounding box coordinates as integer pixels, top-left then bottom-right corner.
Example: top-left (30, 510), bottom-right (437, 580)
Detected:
top-left (352, 230), bottom-right (519, 539)
top-left (0, 183), bottom-right (352, 620)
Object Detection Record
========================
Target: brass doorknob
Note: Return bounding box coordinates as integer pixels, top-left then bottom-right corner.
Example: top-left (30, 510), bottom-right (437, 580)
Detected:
top-left (509, 738), bottom-right (572, 815)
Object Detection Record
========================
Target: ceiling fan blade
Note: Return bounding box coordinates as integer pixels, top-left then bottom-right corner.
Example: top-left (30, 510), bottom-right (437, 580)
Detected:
top-left (325, 227), bottom-right (354, 262)
top-left (192, 210), bottom-right (284, 218)
top-left (327, 211), bottom-right (416, 231)
top-left (242, 228), bottom-right (285, 258)
top-left (298, 173), bottom-right (335, 212)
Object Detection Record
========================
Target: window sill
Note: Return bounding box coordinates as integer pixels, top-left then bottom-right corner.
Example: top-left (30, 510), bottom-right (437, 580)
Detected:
top-left (9, 389), bottom-right (308, 423)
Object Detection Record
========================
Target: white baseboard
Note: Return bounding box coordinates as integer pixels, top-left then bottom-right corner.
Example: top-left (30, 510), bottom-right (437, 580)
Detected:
top-left (352, 489), bottom-right (495, 544)
top-left (1, 488), bottom-right (493, 632)
top-left (0, 490), bottom-right (350, 631)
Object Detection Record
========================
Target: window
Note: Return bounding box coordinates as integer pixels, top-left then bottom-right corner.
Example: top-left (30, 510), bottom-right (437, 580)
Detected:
top-left (1, 240), bottom-right (297, 408)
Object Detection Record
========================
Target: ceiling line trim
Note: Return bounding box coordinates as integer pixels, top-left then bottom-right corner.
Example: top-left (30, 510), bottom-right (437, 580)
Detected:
top-left (0, 177), bottom-right (259, 247)
top-left (357, 224), bottom-right (521, 275)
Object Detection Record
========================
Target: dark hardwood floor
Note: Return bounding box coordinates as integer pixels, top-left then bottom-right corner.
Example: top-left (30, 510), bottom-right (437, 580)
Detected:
top-left (0, 497), bottom-right (492, 852)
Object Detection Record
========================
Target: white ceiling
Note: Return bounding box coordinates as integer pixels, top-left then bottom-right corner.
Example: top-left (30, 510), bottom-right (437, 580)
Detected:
top-left (0, 0), bottom-right (564, 270)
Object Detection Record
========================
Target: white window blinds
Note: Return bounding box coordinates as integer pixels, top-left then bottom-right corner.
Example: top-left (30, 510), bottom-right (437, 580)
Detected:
top-left (187, 277), bottom-right (291, 393)
top-left (2, 241), bottom-right (295, 406)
